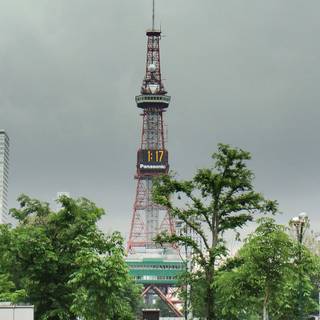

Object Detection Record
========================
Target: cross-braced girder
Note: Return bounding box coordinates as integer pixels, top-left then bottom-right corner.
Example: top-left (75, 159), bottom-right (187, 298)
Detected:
top-left (141, 110), bottom-right (165, 150)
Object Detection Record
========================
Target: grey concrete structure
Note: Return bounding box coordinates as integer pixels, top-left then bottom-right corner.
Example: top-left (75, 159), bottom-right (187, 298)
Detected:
top-left (0, 130), bottom-right (9, 224)
top-left (0, 304), bottom-right (34, 320)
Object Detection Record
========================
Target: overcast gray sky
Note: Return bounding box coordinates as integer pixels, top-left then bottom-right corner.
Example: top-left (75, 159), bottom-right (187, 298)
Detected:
top-left (1, 0), bottom-right (319, 242)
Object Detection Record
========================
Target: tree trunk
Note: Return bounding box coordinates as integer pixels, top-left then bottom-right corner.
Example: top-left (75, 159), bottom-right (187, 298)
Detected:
top-left (263, 286), bottom-right (269, 320)
top-left (206, 285), bottom-right (215, 320)
top-left (206, 268), bottom-right (216, 320)
top-left (263, 304), bottom-right (269, 320)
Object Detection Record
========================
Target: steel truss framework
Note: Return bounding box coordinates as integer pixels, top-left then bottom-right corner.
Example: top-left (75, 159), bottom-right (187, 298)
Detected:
top-left (127, 28), bottom-right (175, 252)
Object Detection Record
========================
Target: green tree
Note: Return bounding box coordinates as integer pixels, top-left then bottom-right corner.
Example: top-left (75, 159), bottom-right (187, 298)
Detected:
top-left (153, 144), bottom-right (277, 320)
top-left (0, 274), bottom-right (26, 303)
top-left (0, 224), bottom-right (26, 303)
top-left (0, 194), bottom-right (140, 320)
top-left (182, 271), bottom-right (207, 319)
top-left (69, 232), bottom-right (141, 320)
top-left (217, 218), bottom-right (293, 320)
top-left (215, 218), bottom-right (320, 320)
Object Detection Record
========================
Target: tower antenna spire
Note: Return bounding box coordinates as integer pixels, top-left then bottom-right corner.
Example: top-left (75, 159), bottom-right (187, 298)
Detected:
top-left (152, 0), bottom-right (155, 30)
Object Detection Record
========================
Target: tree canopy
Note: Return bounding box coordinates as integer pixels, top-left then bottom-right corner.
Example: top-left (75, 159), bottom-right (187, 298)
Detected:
top-left (0, 194), bottom-right (140, 320)
top-left (153, 143), bottom-right (278, 319)
top-left (215, 218), bottom-right (320, 320)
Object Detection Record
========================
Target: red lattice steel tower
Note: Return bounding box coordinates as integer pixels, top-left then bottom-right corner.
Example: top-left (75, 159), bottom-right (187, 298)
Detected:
top-left (127, 12), bottom-right (175, 252)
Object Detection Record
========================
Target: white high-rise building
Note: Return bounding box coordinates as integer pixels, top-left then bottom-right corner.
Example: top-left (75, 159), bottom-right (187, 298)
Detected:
top-left (0, 130), bottom-right (9, 224)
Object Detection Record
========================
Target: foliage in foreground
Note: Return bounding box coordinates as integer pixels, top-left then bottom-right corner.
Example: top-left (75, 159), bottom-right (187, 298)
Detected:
top-left (216, 219), bottom-right (320, 320)
top-left (0, 195), bottom-right (140, 320)
top-left (153, 143), bottom-right (277, 320)
top-left (0, 224), bottom-right (27, 302)
top-left (189, 218), bottom-right (320, 319)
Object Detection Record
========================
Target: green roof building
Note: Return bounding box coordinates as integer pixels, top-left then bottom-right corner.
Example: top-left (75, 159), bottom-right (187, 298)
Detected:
top-left (127, 256), bottom-right (185, 285)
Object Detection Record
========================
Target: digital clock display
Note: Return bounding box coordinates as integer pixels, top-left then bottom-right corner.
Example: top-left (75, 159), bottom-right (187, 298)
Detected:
top-left (137, 149), bottom-right (169, 174)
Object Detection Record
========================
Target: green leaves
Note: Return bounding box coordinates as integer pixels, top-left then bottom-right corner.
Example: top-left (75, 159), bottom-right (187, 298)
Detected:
top-left (10, 194), bottom-right (51, 224)
top-left (69, 238), bottom-right (140, 320)
top-left (0, 195), bottom-right (140, 320)
top-left (215, 218), bottom-right (320, 319)
top-left (152, 144), bottom-right (278, 320)
top-left (0, 274), bottom-right (26, 303)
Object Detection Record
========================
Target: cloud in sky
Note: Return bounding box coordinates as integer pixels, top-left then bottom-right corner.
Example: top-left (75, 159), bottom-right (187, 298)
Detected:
top-left (1, 0), bottom-right (319, 239)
